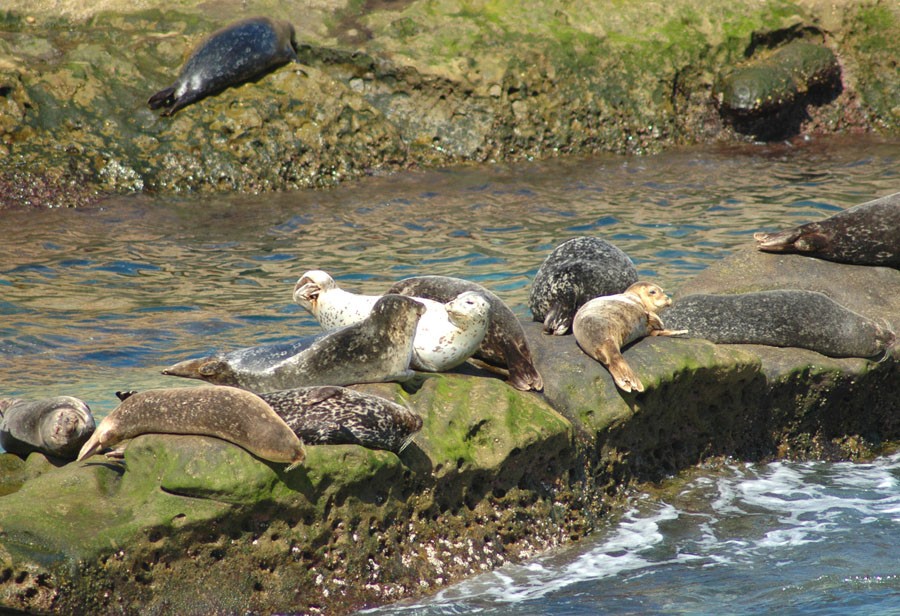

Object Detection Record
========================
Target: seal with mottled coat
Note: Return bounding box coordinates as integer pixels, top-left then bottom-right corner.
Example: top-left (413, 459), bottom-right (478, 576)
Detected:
top-left (77, 386), bottom-right (306, 469)
top-left (573, 282), bottom-right (685, 393)
top-left (754, 191), bottom-right (900, 268)
top-left (0, 396), bottom-right (95, 460)
top-left (260, 386), bottom-right (423, 453)
top-left (664, 290), bottom-right (896, 358)
top-left (163, 294), bottom-right (425, 392)
top-left (387, 275), bottom-right (544, 391)
top-left (293, 270), bottom-right (491, 372)
top-left (529, 237), bottom-right (639, 335)
top-left (148, 16), bottom-right (299, 116)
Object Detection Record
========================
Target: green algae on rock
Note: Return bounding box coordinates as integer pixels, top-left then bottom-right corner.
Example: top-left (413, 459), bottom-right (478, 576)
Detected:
top-left (714, 39), bottom-right (840, 115)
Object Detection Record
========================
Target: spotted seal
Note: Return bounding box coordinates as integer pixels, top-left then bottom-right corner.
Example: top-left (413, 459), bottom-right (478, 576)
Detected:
top-left (0, 396), bottom-right (95, 460)
top-left (664, 290), bottom-right (896, 358)
top-left (529, 237), bottom-right (639, 335)
top-left (148, 17), bottom-right (299, 116)
top-left (386, 275), bottom-right (544, 391)
top-left (754, 192), bottom-right (900, 268)
top-left (163, 293), bottom-right (425, 391)
top-left (293, 270), bottom-right (491, 372)
top-left (259, 386), bottom-right (423, 453)
top-left (77, 386), bottom-right (306, 469)
top-left (572, 282), bottom-right (685, 392)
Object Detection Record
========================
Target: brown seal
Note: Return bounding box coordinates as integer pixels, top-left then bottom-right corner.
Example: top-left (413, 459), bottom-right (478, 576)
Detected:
top-left (387, 275), bottom-right (544, 391)
top-left (148, 17), bottom-right (299, 116)
top-left (77, 386), bottom-right (306, 470)
top-left (572, 282), bottom-right (685, 392)
top-left (754, 191), bottom-right (900, 268)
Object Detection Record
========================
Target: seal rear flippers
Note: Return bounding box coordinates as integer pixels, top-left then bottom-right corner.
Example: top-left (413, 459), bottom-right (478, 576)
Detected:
top-left (148, 86), bottom-right (177, 111)
top-left (605, 352), bottom-right (644, 393)
top-left (77, 433), bottom-right (104, 461)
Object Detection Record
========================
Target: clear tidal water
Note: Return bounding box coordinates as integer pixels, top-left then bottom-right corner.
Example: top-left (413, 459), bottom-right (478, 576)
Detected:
top-left (2, 134), bottom-right (899, 613)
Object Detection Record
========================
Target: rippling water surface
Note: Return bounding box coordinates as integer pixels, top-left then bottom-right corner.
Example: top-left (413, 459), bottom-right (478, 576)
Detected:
top-left (2, 135), bottom-right (900, 613)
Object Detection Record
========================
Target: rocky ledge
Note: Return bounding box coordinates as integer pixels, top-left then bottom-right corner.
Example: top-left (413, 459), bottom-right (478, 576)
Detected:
top-left (1, 0), bottom-right (899, 206)
top-left (0, 246), bottom-right (897, 615)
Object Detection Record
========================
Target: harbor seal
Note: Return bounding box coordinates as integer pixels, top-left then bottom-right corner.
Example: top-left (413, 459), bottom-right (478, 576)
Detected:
top-left (664, 290), bottom-right (896, 358)
top-left (162, 334), bottom-right (320, 383)
top-left (293, 270), bottom-right (491, 372)
top-left (163, 294), bottom-right (425, 392)
top-left (754, 191), bottom-right (900, 268)
top-left (386, 275), bottom-right (544, 391)
top-left (529, 237), bottom-right (639, 335)
top-left (259, 386), bottom-right (423, 453)
top-left (148, 17), bottom-right (299, 116)
top-left (0, 396), bottom-right (95, 460)
top-left (77, 386), bottom-right (306, 469)
top-left (572, 282), bottom-right (685, 393)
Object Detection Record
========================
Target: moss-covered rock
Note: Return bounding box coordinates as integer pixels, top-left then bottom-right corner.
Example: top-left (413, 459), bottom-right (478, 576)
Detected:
top-left (1, 0), bottom-right (898, 206)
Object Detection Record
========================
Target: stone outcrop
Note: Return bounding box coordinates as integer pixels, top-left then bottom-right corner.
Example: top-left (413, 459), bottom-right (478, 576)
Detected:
top-left (0, 248), bottom-right (896, 614)
top-left (1, 1), bottom-right (899, 206)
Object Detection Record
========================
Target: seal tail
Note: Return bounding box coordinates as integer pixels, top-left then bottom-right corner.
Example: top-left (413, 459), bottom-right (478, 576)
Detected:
top-left (606, 353), bottom-right (644, 393)
top-left (148, 87), bottom-right (177, 111)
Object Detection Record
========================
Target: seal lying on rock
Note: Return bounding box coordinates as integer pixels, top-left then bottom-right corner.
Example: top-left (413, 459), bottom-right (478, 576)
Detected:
top-left (0, 396), bottom-right (95, 460)
top-left (573, 282), bottom-right (685, 393)
top-left (148, 16), bottom-right (299, 116)
top-left (754, 192), bottom-right (900, 268)
top-left (529, 237), bottom-right (639, 335)
top-left (78, 386), bottom-right (306, 469)
top-left (293, 270), bottom-right (491, 372)
top-left (163, 294), bottom-right (425, 391)
top-left (664, 290), bottom-right (896, 358)
top-left (259, 386), bottom-right (423, 453)
top-left (387, 275), bottom-right (543, 391)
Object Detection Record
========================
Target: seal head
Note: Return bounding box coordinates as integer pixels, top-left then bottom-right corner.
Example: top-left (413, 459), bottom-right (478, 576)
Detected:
top-left (0, 396), bottom-right (95, 460)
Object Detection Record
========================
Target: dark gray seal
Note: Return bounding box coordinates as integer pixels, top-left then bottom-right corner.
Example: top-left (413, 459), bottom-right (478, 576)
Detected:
top-left (387, 275), bottom-right (544, 391)
top-left (572, 282), bottom-right (684, 393)
top-left (148, 17), bottom-right (299, 116)
top-left (162, 294), bottom-right (425, 392)
top-left (529, 237), bottom-right (639, 335)
top-left (664, 290), bottom-right (896, 358)
top-left (754, 191), bottom-right (900, 268)
top-left (77, 386), bottom-right (306, 469)
top-left (260, 386), bottom-right (423, 453)
top-left (0, 396), bottom-right (95, 460)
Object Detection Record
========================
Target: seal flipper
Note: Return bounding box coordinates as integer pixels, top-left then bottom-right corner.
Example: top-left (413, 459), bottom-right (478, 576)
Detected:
top-left (503, 341), bottom-right (544, 391)
top-left (148, 86), bottom-right (177, 111)
top-left (542, 303), bottom-right (572, 336)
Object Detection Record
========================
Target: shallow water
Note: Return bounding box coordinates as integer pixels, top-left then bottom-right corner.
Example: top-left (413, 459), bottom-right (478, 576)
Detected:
top-left (2, 134), bottom-right (898, 416)
top-left (2, 135), bottom-right (899, 614)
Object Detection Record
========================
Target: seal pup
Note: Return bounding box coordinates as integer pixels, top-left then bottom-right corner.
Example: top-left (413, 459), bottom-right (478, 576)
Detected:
top-left (163, 294), bottom-right (425, 391)
top-left (0, 396), bottom-right (95, 460)
top-left (77, 386), bottom-right (306, 469)
top-left (529, 237), bottom-right (639, 335)
top-left (754, 192), bottom-right (900, 268)
top-left (260, 386), bottom-right (423, 453)
top-left (387, 275), bottom-right (544, 391)
top-left (293, 270), bottom-right (491, 372)
top-left (572, 282), bottom-right (685, 393)
top-left (148, 17), bottom-right (299, 116)
top-left (664, 290), bottom-right (896, 358)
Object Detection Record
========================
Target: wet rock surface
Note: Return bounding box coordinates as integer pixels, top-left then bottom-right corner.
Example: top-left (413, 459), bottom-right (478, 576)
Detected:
top-left (1, 1), bottom-right (899, 206)
top-left (0, 247), bottom-right (897, 614)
